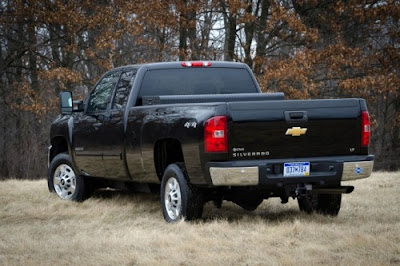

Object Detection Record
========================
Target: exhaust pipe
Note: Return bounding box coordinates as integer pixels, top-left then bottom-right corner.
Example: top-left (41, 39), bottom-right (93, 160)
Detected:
top-left (312, 186), bottom-right (354, 194)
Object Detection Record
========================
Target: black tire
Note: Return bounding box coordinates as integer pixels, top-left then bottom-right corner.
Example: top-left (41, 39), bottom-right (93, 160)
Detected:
top-left (298, 194), bottom-right (319, 214)
top-left (298, 194), bottom-right (342, 216)
top-left (160, 163), bottom-right (204, 223)
top-left (317, 194), bottom-right (342, 215)
top-left (48, 153), bottom-right (92, 202)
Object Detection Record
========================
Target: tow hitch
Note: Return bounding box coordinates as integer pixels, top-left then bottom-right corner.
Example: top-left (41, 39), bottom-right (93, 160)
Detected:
top-left (296, 184), bottom-right (313, 197)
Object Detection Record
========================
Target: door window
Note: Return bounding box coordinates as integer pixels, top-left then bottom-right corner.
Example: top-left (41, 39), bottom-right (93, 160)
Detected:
top-left (112, 70), bottom-right (136, 109)
top-left (87, 72), bottom-right (120, 113)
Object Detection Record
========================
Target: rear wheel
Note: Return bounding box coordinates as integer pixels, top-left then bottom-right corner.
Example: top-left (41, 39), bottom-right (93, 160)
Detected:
top-left (298, 194), bottom-right (341, 216)
top-left (160, 163), bottom-right (203, 222)
top-left (48, 153), bottom-right (92, 202)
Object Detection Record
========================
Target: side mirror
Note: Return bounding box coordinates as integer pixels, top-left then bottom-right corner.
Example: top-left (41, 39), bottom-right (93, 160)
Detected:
top-left (59, 91), bottom-right (73, 115)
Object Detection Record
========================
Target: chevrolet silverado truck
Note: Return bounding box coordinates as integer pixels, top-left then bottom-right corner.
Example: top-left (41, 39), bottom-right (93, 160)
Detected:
top-left (48, 61), bottom-right (374, 222)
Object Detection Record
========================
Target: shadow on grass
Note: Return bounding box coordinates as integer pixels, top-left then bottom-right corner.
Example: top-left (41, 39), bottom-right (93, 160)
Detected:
top-left (201, 203), bottom-right (331, 224)
top-left (89, 189), bottom-right (338, 225)
top-left (92, 188), bottom-right (143, 199)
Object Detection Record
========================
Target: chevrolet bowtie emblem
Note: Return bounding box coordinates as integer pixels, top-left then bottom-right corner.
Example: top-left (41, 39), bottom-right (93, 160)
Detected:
top-left (285, 127), bottom-right (307, 137)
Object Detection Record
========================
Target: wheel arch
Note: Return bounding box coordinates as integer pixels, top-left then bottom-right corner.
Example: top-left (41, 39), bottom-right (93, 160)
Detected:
top-left (49, 136), bottom-right (69, 163)
top-left (154, 138), bottom-right (184, 182)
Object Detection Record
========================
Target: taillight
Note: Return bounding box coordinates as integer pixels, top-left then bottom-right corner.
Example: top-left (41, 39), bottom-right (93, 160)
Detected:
top-left (181, 61), bottom-right (212, 67)
top-left (204, 116), bottom-right (228, 153)
top-left (361, 111), bottom-right (370, 147)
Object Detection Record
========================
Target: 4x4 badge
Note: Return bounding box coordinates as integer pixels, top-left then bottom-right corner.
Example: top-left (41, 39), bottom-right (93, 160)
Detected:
top-left (285, 127), bottom-right (307, 137)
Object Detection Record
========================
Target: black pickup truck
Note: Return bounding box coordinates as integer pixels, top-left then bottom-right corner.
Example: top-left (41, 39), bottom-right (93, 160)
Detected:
top-left (48, 61), bottom-right (374, 222)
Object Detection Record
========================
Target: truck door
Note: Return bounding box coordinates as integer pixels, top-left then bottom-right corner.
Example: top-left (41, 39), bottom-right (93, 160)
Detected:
top-left (73, 71), bottom-right (120, 177)
top-left (101, 70), bottom-right (136, 179)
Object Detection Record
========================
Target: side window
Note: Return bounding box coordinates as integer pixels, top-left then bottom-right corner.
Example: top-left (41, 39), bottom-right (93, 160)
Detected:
top-left (87, 72), bottom-right (120, 113)
top-left (112, 70), bottom-right (136, 109)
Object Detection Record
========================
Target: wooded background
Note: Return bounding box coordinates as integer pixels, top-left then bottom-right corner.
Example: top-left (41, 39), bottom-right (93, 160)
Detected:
top-left (0, 0), bottom-right (399, 179)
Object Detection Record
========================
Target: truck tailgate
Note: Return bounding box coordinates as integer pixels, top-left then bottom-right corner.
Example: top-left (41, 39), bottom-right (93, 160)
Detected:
top-left (227, 99), bottom-right (362, 160)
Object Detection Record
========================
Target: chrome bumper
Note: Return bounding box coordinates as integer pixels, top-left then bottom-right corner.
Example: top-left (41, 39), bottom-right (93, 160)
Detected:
top-left (209, 160), bottom-right (374, 186)
top-left (342, 160), bottom-right (374, 181)
top-left (209, 167), bottom-right (259, 186)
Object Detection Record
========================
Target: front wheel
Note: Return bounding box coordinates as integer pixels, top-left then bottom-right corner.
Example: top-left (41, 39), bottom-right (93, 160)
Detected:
top-left (160, 163), bottom-right (203, 223)
top-left (48, 153), bottom-right (92, 202)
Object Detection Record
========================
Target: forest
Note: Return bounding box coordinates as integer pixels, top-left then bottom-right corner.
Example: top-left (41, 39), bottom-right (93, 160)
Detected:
top-left (0, 0), bottom-right (399, 179)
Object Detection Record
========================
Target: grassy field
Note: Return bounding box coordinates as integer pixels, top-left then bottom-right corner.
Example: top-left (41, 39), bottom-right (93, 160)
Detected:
top-left (1, 172), bottom-right (399, 265)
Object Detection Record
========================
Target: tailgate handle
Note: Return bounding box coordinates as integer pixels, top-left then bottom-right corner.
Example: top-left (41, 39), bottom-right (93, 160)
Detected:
top-left (285, 111), bottom-right (308, 122)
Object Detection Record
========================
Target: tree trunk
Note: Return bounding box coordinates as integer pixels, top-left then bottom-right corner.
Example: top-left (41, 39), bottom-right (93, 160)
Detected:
top-left (199, 6), bottom-right (213, 59)
top-left (222, 7), bottom-right (237, 61)
top-left (187, 3), bottom-right (199, 60)
top-left (243, 0), bottom-right (260, 67)
top-left (28, 25), bottom-right (38, 91)
top-left (178, 0), bottom-right (188, 61)
top-left (254, 0), bottom-right (269, 75)
top-left (0, 42), bottom-right (9, 178)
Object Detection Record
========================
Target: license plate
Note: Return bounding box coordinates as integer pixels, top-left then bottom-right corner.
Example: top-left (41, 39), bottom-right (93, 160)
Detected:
top-left (283, 162), bottom-right (310, 177)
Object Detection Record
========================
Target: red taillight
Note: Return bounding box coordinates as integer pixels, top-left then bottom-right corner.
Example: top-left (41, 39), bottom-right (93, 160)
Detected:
top-left (181, 61), bottom-right (212, 67)
top-left (204, 116), bottom-right (228, 153)
top-left (361, 111), bottom-right (370, 147)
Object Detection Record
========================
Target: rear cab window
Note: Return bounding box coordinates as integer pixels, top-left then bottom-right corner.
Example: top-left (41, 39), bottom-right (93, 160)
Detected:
top-left (138, 68), bottom-right (258, 101)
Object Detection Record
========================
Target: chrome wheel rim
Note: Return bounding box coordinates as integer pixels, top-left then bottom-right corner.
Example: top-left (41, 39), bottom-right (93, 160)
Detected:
top-left (164, 177), bottom-right (182, 220)
top-left (53, 164), bottom-right (76, 200)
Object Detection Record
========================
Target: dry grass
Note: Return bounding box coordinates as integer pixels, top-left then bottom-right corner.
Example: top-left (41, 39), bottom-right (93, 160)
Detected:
top-left (1, 172), bottom-right (400, 265)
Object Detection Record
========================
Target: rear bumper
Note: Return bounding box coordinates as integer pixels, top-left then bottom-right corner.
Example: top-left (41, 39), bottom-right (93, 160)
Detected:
top-left (342, 161), bottom-right (374, 181)
top-left (207, 155), bottom-right (374, 186)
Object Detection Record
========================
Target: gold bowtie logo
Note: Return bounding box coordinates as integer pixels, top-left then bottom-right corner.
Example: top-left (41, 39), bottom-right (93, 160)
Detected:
top-left (285, 127), bottom-right (307, 137)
